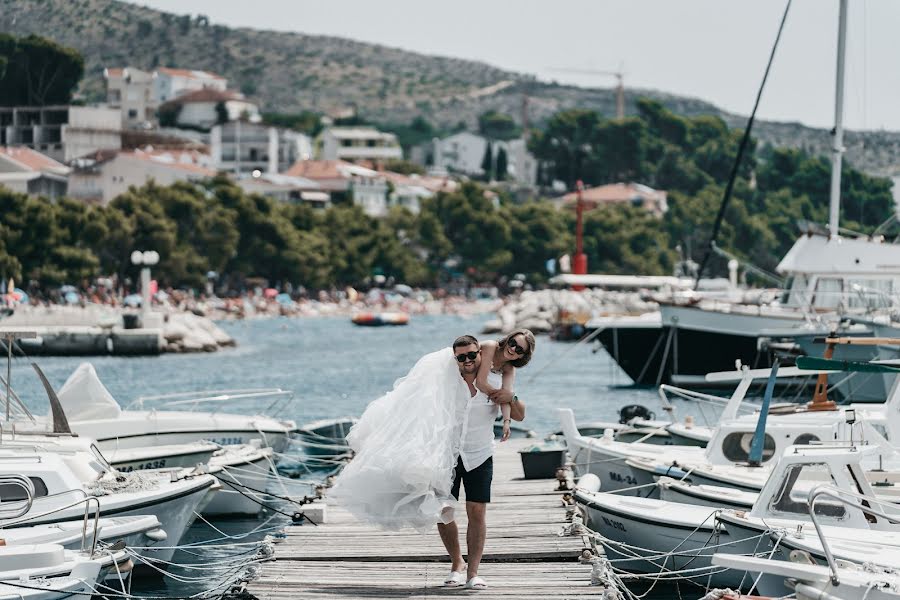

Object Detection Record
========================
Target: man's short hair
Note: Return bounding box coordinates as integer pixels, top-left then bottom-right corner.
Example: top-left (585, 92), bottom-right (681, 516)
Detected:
top-left (453, 334), bottom-right (478, 349)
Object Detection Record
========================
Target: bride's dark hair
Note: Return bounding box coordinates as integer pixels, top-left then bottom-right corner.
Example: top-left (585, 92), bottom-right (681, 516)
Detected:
top-left (498, 329), bottom-right (536, 368)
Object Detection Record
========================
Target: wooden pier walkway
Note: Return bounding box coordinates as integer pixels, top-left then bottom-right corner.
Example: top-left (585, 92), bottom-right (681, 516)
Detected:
top-left (248, 438), bottom-right (599, 599)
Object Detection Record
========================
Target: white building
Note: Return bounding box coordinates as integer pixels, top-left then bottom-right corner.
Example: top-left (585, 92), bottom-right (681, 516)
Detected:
top-left (0, 105), bottom-right (122, 163)
top-left (318, 127), bottom-right (402, 163)
top-left (104, 67), bottom-right (157, 129)
top-left (429, 132), bottom-right (537, 185)
top-left (379, 171), bottom-right (458, 214)
top-left (284, 159), bottom-right (390, 217)
top-left (237, 173), bottom-right (330, 208)
top-left (161, 89), bottom-right (260, 131)
top-left (153, 67), bottom-right (227, 104)
top-left (68, 148), bottom-right (215, 205)
top-left (0, 146), bottom-right (70, 198)
top-left (211, 122), bottom-right (312, 177)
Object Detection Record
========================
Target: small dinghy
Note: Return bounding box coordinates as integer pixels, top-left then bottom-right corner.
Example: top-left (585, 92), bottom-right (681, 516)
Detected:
top-left (351, 312), bottom-right (409, 326)
top-left (296, 417), bottom-right (356, 455)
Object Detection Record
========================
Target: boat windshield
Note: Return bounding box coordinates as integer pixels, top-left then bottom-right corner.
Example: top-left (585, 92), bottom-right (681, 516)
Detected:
top-left (89, 443), bottom-right (113, 474)
top-left (782, 275), bottom-right (808, 307)
top-left (769, 462), bottom-right (846, 519)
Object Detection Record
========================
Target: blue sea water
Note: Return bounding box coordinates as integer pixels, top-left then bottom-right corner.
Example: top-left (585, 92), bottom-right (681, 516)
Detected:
top-left (8, 314), bottom-right (665, 433)
top-left (3, 314), bottom-right (713, 598)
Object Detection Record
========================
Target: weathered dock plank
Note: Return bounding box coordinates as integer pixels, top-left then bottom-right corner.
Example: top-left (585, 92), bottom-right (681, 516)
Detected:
top-left (248, 439), bottom-right (596, 598)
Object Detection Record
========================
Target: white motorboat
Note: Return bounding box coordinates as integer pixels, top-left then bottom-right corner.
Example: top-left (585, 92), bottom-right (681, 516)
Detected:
top-left (55, 363), bottom-right (297, 454)
top-left (561, 355), bottom-right (900, 498)
top-left (0, 543), bottom-right (129, 600)
top-left (203, 442), bottom-right (275, 516)
top-left (101, 438), bottom-right (276, 517)
top-left (296, 417), bottom-right (357, 456)
top-left (714, 552), bottom-right (900, 600)
top-left (576, 444), bottom-right (900, 590)
top-left (104, 441), bottom-right (219, 472)
top-left (0, 440), bottom-right (216, 566)
top-left (1, 514), bottom-right (166, 553)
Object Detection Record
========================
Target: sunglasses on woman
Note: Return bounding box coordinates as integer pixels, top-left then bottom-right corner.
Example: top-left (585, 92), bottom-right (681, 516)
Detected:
top-left (507, 339), bottom-right (527, 355)
top-left (455, 351), bottom-right (479, 362)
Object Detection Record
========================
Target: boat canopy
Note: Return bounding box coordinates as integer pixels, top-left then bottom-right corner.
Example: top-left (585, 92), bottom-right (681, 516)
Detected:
top-left (776, 233), bottom-right (900, 276)
top-left (56, 363), bottom-right (122, 421)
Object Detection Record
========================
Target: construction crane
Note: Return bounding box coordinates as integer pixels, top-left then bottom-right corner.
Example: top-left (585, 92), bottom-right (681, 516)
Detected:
top-left (548, 67), bottom-right (626, 119)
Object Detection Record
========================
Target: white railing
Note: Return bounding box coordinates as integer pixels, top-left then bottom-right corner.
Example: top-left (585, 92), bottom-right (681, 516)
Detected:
top-left (125, 387), bottom-right (294, 416)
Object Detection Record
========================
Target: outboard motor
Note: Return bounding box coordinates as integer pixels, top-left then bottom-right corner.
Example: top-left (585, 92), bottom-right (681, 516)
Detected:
top-left (619, 404), bottom-right (655, 424)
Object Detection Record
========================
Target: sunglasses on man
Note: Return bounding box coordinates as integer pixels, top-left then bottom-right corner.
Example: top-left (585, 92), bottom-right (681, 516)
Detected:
top-left (455, 350), bottom-right (479, 362)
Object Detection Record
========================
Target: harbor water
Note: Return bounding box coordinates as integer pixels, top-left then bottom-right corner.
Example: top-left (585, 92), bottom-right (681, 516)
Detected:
top-left (5, 314), bottom-right (703, 597)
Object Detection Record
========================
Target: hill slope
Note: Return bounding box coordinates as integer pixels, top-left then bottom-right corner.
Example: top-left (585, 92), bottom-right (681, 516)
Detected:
top-left (2, 0), bottom-right (900, 176)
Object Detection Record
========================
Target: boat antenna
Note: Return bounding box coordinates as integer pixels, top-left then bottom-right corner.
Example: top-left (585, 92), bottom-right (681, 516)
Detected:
top-left (694, 0), bottom-right (792, 288)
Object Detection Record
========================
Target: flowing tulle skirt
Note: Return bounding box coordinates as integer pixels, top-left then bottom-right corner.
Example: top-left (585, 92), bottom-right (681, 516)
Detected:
top-left (328, 347), bottom-right (463, 532)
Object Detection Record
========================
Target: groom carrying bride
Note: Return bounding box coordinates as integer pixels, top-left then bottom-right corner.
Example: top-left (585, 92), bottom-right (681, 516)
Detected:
top-left (329, 332), bottom-right (532, 591)
top-left (439, 335), bottom-right (526, 590)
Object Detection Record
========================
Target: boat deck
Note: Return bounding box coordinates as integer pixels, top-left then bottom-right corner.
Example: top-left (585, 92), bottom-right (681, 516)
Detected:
top-left (247, 438), bottom-right (598, 599)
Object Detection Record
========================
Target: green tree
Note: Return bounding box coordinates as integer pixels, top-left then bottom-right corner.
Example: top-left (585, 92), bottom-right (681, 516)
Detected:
top-left (0, 34), bottom-right (84, 106)
top-left (478, 111), bottom-right (520, 141)
top-left (480, 142), bottom-right (493, 180)
top-left (383, 159), bottom-right (426, 175)
top-left (495, 147), bottom-right (508, 180)
top-left (214, 101), bottom-right (229, 125)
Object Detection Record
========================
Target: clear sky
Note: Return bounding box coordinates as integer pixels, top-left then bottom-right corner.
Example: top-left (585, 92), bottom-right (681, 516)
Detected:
top-left (125, 0), bottom-right (900, 132)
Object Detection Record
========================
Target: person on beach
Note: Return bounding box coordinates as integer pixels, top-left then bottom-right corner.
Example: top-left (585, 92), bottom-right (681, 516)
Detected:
top-left (439, 332), bottom-right (531, 590)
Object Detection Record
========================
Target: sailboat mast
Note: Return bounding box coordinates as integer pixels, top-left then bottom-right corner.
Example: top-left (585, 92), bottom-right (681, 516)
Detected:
top-left (829, 0), bottom-right (848, 239)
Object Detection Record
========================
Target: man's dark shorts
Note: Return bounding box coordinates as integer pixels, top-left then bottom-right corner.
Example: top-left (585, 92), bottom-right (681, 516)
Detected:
top-left (450, 456), bottom-right (493, 503)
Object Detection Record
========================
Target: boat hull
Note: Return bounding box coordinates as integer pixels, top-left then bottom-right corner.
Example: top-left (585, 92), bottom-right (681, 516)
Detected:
top-left (205, 451), bottom-right (274, 516)
top-left (576, 491), bottom-right (739, 587)
top-left (567, 441), bottom-right (661, 498)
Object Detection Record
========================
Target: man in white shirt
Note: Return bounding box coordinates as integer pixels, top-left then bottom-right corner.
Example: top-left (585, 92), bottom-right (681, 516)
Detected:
top-left (439, 335), bottom-right (526, 590)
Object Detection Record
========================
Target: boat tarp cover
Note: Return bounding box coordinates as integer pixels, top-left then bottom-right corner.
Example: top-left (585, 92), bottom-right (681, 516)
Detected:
top-left (57, 362), bottom-right (123, 421)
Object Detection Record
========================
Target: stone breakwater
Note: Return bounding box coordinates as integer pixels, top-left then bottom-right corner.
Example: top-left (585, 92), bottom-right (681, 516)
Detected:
top-left (482, 289), bottom-right (656, 336)
top-left (0, 305), bottom-right (234, 355)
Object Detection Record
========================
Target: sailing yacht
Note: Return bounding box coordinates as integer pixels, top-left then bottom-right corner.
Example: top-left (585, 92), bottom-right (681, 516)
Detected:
top-left (594, 0), bottom-right (900, 389)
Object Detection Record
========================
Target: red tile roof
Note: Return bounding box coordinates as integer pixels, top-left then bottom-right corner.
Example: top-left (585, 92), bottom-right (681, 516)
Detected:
top-left (122, 149), bottom-right (217, 176)
top-left (156, 67), bottom-right (226, 81)
top-left (162, 88), bottom-right (245, 105)
top-left (0, 146), bottom-right (67, 173)
top-left (284, 160), bottom-right (357, 180)
top-left (558, 182), bottom-right (666, 211)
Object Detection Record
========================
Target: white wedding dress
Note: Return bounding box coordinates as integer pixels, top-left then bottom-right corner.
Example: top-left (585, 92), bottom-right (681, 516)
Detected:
top-left (328, 347), bottom-right (465, 532)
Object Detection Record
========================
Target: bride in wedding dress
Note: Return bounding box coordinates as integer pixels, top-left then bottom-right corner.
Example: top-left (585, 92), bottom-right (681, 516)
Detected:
top-left (328, 347), bottom-right (465, 532)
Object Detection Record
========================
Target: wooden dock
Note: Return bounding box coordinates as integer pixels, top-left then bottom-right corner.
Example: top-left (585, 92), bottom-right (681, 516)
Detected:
top-left (248, 438), bottom-right (599, 599)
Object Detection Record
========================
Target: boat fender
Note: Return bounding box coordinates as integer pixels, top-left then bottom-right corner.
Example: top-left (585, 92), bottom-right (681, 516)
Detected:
top-left (576, 473), bottom-right (601, 493)
top-left (144, 528), bottom-right (168, 542)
